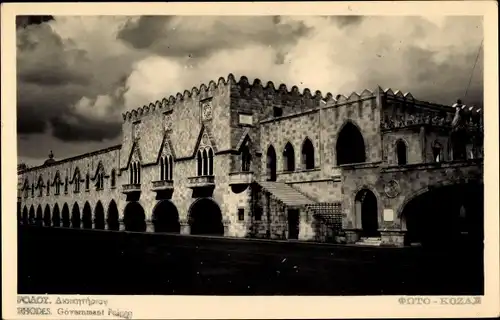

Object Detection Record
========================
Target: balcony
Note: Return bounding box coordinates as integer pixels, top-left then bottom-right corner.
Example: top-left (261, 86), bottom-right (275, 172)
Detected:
top-left (122, 183), bottom-right (141, 194)
top-left (187, 175), bottom-right (215, 189)
top-left (228, 171), bottom-right (254, 186)
top-left (151, 180), bottom-right (174, 191)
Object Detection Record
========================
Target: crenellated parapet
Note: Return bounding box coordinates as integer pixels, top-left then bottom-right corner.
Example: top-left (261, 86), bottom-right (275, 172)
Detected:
top-left (121, 74), bottom-right (236, 123)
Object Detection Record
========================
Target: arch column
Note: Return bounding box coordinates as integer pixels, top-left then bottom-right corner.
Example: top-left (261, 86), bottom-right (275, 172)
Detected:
top-left (180, 219), bottom-right (190, 235)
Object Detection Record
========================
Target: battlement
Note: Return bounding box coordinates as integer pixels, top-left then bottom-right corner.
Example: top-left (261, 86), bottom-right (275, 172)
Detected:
top-left (121, 73), bottom-right (480, 123)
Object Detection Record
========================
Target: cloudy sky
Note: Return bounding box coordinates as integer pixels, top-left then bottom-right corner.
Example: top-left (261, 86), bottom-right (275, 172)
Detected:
top-left (16, 15), bottom-right (484, 167)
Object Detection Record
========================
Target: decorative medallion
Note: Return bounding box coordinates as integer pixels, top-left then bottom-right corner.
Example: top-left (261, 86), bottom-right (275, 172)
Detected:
top-left (201, 99), bottom-right (213, 121)
top-left (384, 180), bottom-right (400, 198)
top-left (164, 114), bottom-right (172, 132)
top-left (201, 133), bottom-right (209, 146)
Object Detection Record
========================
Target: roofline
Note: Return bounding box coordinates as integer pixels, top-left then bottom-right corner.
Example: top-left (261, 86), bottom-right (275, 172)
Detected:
top-left (19, 144), bottom-right (122, 174)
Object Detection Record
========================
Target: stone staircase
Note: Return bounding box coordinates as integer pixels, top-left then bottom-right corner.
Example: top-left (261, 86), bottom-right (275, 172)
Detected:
top-left (258, 181), bottom-right (316, 207)
top-left (355, 237), bottom-right (382, 247)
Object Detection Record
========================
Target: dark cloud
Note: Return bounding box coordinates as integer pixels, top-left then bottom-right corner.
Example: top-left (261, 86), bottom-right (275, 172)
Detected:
top-left (50, 114), bottom-right (122, 142)
top-left (16, 15), bottom-right (54, 29)
top-left (117, 16), bottom-right (312, 59)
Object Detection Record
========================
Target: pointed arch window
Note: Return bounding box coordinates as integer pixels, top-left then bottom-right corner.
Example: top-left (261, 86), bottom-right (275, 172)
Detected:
top-left (283, 142), bottom-right (295, 172)
top-left (64, 176), bottom-right (69, 193)
top-left (85, 173), bottom-right (90, 190)
top-left (111, 169), bottom-right (116, 188)
top-left (46, 179), bottom-right (50, 196)
top-left (73, 169), bottom-right (81, 193)
top-left (96, 172), bottom-right (105, 190)
top-left (432, 140), bottom-right (443, 163)
top-left (301, 138), bottom-right (315, 170)
top-left (160, 157), bottom-right (165, 180)
top-left (168, 156), bottom-right (174, 180)
top-left (38, 176), bottom-right (44, 197)
top-left (396, 139), bottom-right (408, 165)
top-left (197, 147), bottom-right (214, 176)
top-left (130, 161), bottom-right (141, 184)
top-left (54, 173), bottom-right (61, 195)
top-left (266, 145), bottom-right (277, 181)
top-left (241, 143), bottom-right (251, 172)
top-left (31, 183), bottom-right (35, 197)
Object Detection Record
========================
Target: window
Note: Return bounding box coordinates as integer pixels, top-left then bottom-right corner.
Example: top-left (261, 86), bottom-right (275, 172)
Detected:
top-left (73, 170), bottom-right (81, 192)
top-left (283, 142), bottom-right (295, 172)
top-left (241, 144), bottom-right (251, 172)
top-left (38, 177), bottom-right (43, 197)
top-left (396, 140), bottom-right (407, 165)
top-left (85, 173), bottom-right (90, 190)
top-left (197, 147), bottom-right (214, 176)
top-left (254, 207), bottom-right (262, 221)
top-left (160, 156), bottom-right (174, 181)
top-left (301, 138), bottom-right (315, 170)
top-left (31, 184), bottom-right (34, 197)
top-left (168, 156), bottom-right (174, 180)
top-left (432, 140), bottom-right (442, 162)
top-left (238, 208), bottom-right (245, 221)
top-left (111, 170), bottom-right (116, 187)
top-left (130, 161), bottom-right (141, 184)
top-left (160, 157), bottom-right (165, 180)
top-left (273, 107), bottom-right (283, 117)
top-left (336, 122), bottom-right (366, 165)
top-left (54, 174), bottom-right (61, 195)
top-left (64, 176), bottom-right (69, 193)
top-left (96, 172), bottom-right (105, 190)
top-left (46, 179), bottom-right (50, 196)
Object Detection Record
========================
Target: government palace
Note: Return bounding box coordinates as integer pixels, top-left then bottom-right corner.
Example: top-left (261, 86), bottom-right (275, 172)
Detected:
top-left (17, 74), bottom-right (484, 247)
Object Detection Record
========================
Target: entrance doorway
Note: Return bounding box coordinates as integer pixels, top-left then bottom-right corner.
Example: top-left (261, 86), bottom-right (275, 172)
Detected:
top-left (355, 189), bottom-right (379, 237)
top-left (189, 198), bottom-right (224, 236)
top-left (287, 209), bottom-right (300, 240)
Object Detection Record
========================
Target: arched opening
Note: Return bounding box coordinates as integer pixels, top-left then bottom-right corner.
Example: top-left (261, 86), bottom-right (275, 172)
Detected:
top-left (71, 203), bottom-right (81, 229)
top-left (160, 157), bottom-right (165, 180)
top-left (52, 204), bottom-right (61, 227)
top-left (355, 189), bottom-right (379, 237)
top-left (401, 182), bottom-right (484, 248)
top-left (111, 169), bottom-right (116, 188)
top-left (22, 206), bottom-right (28, 225)
top-left (197, 151), bottom-right (203, 176)
top-left (129, 164), bottom-right (134, 184)
top-left (152, 200), bottom-right (180, 233)
top-left (123, 201), bottom-right (146, 232)
top-left (85, 173), bottom-right (90, 190)
top-left (301, 138), bottom-right (315, 170)
top-left (241, 144), bottom-right (252, 172)
top-left (94, 201), bottom-right (105, 230)
top-left (107, 200), bottom-right (120, 231)
top-left (396, 140), bottom-right (408, 165)
top-left (208, 148), bottom-right (214, 175)
top-left (29, 206), bottom-right (35, 224)
top-left (267, 145), bottom-right (277, 181)
top-left (169, 156), bottom-right (174, 180)
top-left (202, 149), bottom-right (208, 175)
top-left (336, 122), bottom-right (366, 165)
top-left (283, 142), bottom-right (295, 172)
top-left (432, 140), bottom-right (443, 162)
top-left (82, 202), bottom-right (92, 229)
top-left (189, 198), bottom-right (224, 236)
top-left (61, 203), bottom-right (70, 227)
top-left (43, 204), bottom-right (51, 227)
top-left (36, 205), bottom-right (43, 226)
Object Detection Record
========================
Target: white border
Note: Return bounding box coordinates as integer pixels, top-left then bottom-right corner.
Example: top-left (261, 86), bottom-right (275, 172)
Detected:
top-left (2, 2), bottom-right (499, 319)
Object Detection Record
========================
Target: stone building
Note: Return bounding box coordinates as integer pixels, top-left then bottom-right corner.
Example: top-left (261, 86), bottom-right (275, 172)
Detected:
top-left (17, 74), bottom-right (484, 247)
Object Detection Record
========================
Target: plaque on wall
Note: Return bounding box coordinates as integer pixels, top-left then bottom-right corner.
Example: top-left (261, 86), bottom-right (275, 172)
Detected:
top-left (383, 209), bottom-right (394, 222)
top-left (384, 180), bottom-right (400, 198)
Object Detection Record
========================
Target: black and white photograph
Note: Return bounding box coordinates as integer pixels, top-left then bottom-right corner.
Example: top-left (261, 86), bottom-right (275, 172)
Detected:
top-left (2, 1), bottom-right (499, 319)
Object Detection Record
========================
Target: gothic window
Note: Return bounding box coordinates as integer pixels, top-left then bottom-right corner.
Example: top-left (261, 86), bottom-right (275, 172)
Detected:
top-left (241, 144), bottom-right (251, 172)
top-left (396, 140), bottom-right (408, 165)
top-left (168, 156), bottom-right (174, 180)
top-left (73, 169), bottom-right (81, 193)
top-left (160, 157), bottom-right (165, 180)
top-left (197, 147), bottom-right (214, 176)
top-left (46, 179), bottom-right (50, 196)
top-left (130, 161), bottom-right (141, 184)
top-left (336, 122), bottom-right (366, 165)
top-left (283, 142), bottom-right (295, 172)
top-left (432, 140), bottom-right (443, 162)
top-left (197, 151), bottom-right (203, 176)
top-left (129, 164), bottom-right (133, 184)
top-left (54, 173), bottom-right (61, 195)
top-left (38, 176), bottom-right (43, 197)
top-left (24, 180), bottom-right (29, 198)
top-left (31, 183), bottom-right (34, 197)
top-left (85, 173), bottom-right (90, 190)
top-left (96, 172), bottom-right (105, 190)
top-left (266, 145), bottom-right (277, 181)
top-left (65, 176), bottom-right (69, 193)
top-left (301, 138), bottom-right (315, 170)
top-left (111, 169), bottom-right (116, 187)
top-left (208, 148), bottom-right (214, 175)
